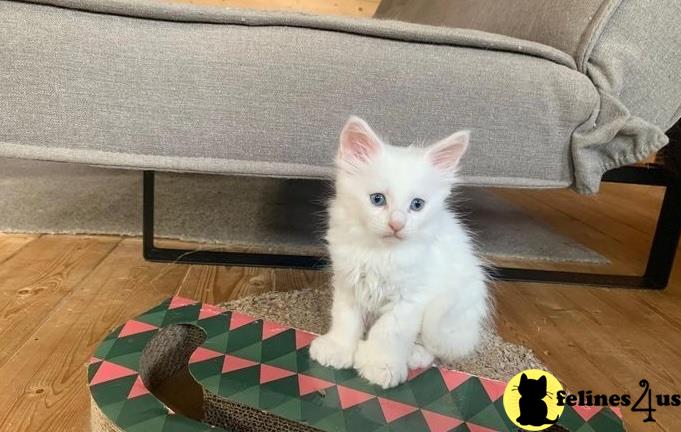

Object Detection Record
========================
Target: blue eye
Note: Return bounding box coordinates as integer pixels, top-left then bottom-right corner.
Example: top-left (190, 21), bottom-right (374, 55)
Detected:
top-left (410, 198), bottom-right (425, 211)
top-left (370, 193), bottom-right (386, 206)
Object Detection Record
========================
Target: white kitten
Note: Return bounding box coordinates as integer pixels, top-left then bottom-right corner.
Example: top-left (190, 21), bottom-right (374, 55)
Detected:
top-left (309, 116), bottom-right (490, 389)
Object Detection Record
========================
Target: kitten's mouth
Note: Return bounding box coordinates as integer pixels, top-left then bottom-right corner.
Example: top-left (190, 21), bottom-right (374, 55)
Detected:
top-left (383, 233), bottom-right (404, 240)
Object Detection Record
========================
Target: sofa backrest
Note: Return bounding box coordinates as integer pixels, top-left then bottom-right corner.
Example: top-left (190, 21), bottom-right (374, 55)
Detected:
top-left (375, 0), bottom-right (681, 132)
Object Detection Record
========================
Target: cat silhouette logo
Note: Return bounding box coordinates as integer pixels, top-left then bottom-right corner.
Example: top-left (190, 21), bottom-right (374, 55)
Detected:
top-left (503, 369), bottom-right (565, 431)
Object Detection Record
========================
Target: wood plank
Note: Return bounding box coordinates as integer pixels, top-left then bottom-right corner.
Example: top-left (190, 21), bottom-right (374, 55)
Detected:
top-left (0, 239), bottom-right (190, 431)
top-left (0, 235), bottom-right (120, 368)
top-left (0, 233), bottom-right (39, 264)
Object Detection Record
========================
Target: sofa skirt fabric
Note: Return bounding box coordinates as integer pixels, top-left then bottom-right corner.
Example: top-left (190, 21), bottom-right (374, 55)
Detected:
top-left (1, 0), bottom-right (607, 190)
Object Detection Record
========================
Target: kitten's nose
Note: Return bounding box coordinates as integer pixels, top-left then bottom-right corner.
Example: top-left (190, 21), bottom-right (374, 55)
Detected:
top-left (389, 211), bottom-right (406, 233)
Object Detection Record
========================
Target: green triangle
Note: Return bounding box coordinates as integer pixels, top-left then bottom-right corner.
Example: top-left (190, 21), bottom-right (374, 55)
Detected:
top-left (203, 333), bottom-right (230, 353)
top-left (107, 332), bottom-right (157, 359)
top-left (449, 377), bottom-right (492, 420)
top-left (380, 380), bottom-right (418, 406)
top-left (575, 423), bottom-right (597, 432)
top-left (451, 424), bottom-right (471, 432)
top-left (585, 410), bottom-right (625, 432)
top-left (229, 385), bottom-right (261, 407)
top-left (265, 351), bottom-right (299, 372)
top-left (94, 338), bottom-right (116, 360)
top-left (116, 397), bottom-right (167, 429)
top-left (301, 392), bottom-right (343, 425)
top-left (218, 365), bottom-right (260, 399)
top-left (262, 374), bottom-right (300, 398)
top-left (189, 356), bottom-right (223, 383)
top-left (100, 400), bottom-right (127, 423)
top-left (424, 392), bottom-right (464, 419)
top-left (385, 410), bottom-right (429, 432)
top-left (334, 373), bottom-right (381, 395)
top-left (194, 374), bottom-right (221, 395)
top-left (269, 397), bottom-right (303, 421)
top-left (558, 406), bottom-right (586, 431)
top-left (261, 330), bottom-right (297, 362)
top-left (91, 375), bottom-right (138, 407)
top-left (468, 404), bottom-right (511, 431)
top-left (343, 398), bottom-right (386, 431)
top-left (136, 310), bottom-right (167, 327)
top-left (300, 359), bottom-right (337, 383)
top-left (161, 304), bottom-right (201, 326)
top-left (199, 314), bottom-right (230, 339)
top-left (311, 410), bottom-right (347, 432)
top-left (88, 362), bottom-right (101, 382)
top-left (493, 398), bottom-right (519, 430)
top-left (106, 351), bottom-right (142, 370)
top-left (124, 414), bottom-right (167, 432)
top-left (230, 341), bottom-right (262, 363)
top-left (226, 321), bottom-right (264, 353)
top-left (408, 368), bottom-right (448, 406)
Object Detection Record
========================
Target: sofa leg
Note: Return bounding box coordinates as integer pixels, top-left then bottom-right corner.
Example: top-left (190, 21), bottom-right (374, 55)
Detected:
top-left (141, 165), bottom-right (681, 289)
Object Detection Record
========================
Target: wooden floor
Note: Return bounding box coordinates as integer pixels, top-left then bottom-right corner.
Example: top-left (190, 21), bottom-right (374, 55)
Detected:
top-left (0, 183), bottom-right (680, 431)
top-left (3, 1), bottom-right (680, 431)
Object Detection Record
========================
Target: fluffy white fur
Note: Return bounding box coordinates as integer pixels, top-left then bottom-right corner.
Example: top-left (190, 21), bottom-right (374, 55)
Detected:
top-left (309, 116), bottom-right (490, 389)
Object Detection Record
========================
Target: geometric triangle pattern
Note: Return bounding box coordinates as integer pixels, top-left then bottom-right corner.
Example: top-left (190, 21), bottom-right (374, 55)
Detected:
top-left (89, 297), bottom-right (626, 432)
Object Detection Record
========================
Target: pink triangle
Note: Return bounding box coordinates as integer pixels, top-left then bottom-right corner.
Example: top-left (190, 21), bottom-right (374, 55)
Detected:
top-left (90, 361), bottom-right (137, 386)
top-left (189, 347), bottom-right (223, 364)
top-left (378, 397), bottom-right (418, 423)
top-left (573, 404), bottom-right (600, 422)
top-left (262, 321), bottom-right (289, 340)
top-left (465, 423), bottom-right (497, 432)
top-left (421, 410), bottom-right (463, 432)
top-left (127, 376), bottom-right (150, 399)
top-left (439, 368), bottom-right (471, 391)
top-left (295, 330), bottom-right (316, 349)
top-left (229, 311), bottom-right (258, 330)
top-left (407, 367), bottom-right (428, 381)
top-left (222, 355), bottom-right (258, 374)
top-left (199, 303), bottom-right (226, 320)
top-left (480, 378), bottom-right (507, 402)
top-left (118, 320), bottom-right (158, 338)
top-left (260, 364), bottom-right (296, 384)
top-left (337, 385), bottom-right (375, 409)
top-left (168, 296), bottom-right (198, 310)
top-left (89, 357), bottom-right (102, 365)
top-left (298, 374), bottom-right (335, 396)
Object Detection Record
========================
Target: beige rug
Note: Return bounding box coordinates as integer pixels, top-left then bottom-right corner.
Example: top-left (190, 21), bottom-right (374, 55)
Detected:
top-left (221, 287), bottom-right (544, 382)
top-left (0, 158), bottom-right (607, 263)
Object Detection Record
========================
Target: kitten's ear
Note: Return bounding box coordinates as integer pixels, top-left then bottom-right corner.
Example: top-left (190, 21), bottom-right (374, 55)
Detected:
top-left (538, 376), bottom-right (547, 385)
top-left (426, 130), bottom-right (470, 172)
top-left (520, 373), bottom-right (528, 383)
top-left (338, 116), bottom-right (383, 165)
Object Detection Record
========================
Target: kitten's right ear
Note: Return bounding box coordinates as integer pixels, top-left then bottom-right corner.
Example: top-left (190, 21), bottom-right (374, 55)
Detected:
top-left (337, 116), bottom-right (383, 166)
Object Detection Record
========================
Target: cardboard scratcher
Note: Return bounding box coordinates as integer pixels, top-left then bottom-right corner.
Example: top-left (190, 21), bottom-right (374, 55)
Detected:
top-left (88, 297), bottom-right (625, 432)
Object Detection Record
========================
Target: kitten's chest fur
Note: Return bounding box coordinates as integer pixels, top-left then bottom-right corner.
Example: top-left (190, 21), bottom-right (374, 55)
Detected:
top-left (334, 245), bottom-right (422, 314)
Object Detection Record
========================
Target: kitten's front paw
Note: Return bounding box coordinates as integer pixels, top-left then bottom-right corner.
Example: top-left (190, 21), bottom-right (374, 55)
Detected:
top-left (309, 334), bottom-right (355, 369)
top-left (354, 340), bottom-right (408, 389)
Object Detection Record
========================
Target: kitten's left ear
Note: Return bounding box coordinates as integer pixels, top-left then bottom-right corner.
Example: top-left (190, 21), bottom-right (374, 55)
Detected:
top-left (426, 130), bottom-right (470, 172)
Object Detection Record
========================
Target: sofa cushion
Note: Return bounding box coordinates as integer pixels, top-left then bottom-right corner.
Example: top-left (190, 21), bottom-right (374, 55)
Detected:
top-left (1, 0), bottom-right (597, 189)
top-left (375, 0), bottom-right (680, 192)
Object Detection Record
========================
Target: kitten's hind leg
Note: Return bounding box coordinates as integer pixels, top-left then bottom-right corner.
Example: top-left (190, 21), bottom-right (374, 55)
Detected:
top-left (420, 298), bottom-right (486, 362)
top-left (408, 342), bottom-right (435, 369)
